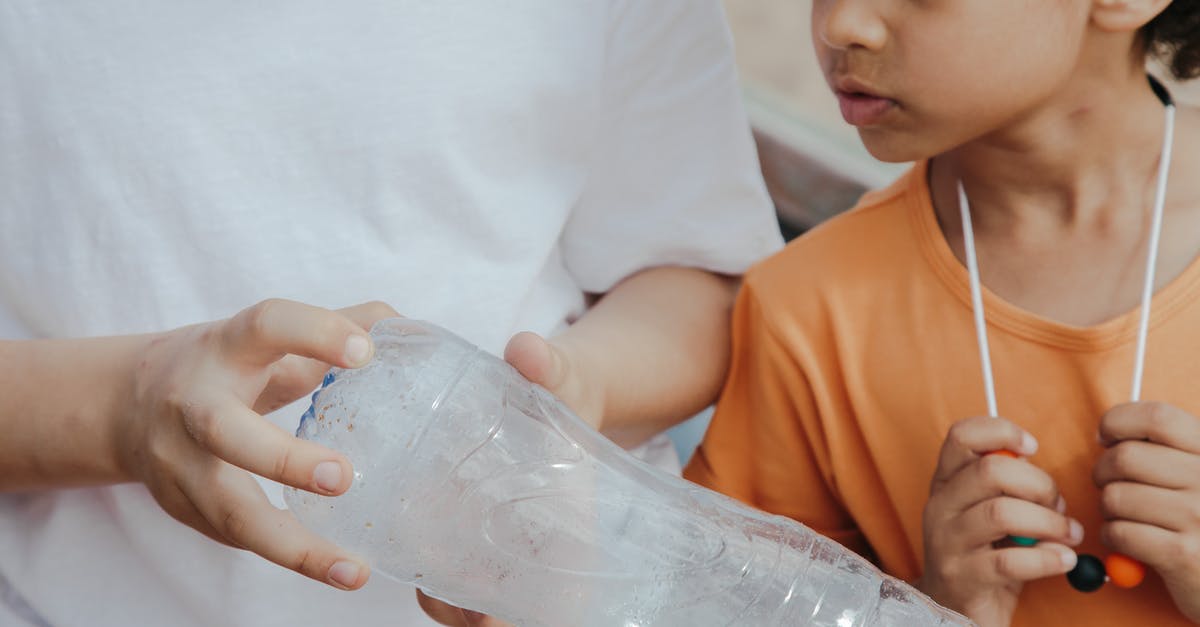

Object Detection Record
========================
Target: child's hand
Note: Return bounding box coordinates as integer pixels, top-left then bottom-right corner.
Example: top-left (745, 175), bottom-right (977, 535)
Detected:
top-left (502, 330), bottom-right (604, 429)
top-left (416, 329), bottom-right (591, 625)
top-left (114, 298), bottom-right (398, 590)
top-left (918, 416), bottom-right (1082, 627)
top-left (1094, 402), bottom-right (1200, 621)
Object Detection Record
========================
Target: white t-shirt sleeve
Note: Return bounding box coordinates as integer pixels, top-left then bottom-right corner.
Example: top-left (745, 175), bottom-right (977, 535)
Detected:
top-left (561, 0), bottom-right (784, 294)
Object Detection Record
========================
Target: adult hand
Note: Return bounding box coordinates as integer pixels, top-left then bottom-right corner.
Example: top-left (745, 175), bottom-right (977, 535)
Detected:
top-left (918, 416), bottom-right (1082, 627)
top-left (1094, 401), bottom-right (1200, 621)
top-left (115, 298), bottom-right (398, 589)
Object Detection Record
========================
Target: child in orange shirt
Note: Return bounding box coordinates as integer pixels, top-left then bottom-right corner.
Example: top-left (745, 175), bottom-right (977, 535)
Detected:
top-left (685, 2), bottom-right (1200, 626)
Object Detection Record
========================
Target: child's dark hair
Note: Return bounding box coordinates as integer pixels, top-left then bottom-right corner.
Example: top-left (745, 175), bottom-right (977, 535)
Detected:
top-left (1146, 2), bottom-right (1200, 79)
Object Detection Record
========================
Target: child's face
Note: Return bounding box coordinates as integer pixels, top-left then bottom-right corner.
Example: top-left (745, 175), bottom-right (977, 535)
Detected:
top-left (812, 0), bottom-right (1093, 162)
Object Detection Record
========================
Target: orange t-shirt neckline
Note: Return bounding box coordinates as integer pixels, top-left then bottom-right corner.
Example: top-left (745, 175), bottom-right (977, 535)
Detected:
top-left (910, 160), bottom-right (1200, 352)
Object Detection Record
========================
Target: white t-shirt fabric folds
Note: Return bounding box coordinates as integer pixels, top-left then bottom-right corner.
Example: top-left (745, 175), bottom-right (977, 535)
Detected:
top-left (0, 2), bottom-right (783, 625)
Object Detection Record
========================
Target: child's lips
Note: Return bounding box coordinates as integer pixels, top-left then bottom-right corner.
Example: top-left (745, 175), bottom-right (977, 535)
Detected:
top-left (835, 90), bottom-right (896, 126)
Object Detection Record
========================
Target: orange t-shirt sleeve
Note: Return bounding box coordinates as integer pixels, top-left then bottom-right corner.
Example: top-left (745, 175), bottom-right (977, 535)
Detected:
top-left (684, 280), bottom-right (868, 555)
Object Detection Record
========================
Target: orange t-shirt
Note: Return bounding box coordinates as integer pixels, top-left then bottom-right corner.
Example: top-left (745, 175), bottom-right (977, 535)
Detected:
top-left (684, 162), bottom-right (1200, 625)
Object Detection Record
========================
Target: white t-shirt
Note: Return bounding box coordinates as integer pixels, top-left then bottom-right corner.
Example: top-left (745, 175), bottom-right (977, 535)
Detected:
top-left (0, 2), bottom-right (783, 626)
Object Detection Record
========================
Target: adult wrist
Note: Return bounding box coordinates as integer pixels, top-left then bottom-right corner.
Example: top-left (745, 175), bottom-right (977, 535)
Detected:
top-left (102, 333), bottom-right (160, 484)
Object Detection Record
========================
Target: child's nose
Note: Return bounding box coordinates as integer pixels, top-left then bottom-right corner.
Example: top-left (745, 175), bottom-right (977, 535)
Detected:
top-left (815, 0), bottom-right (887, 52)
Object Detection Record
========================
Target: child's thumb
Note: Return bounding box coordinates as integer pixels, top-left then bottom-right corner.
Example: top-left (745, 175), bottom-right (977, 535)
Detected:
top-left (503, 331), bottom-right (567, 393)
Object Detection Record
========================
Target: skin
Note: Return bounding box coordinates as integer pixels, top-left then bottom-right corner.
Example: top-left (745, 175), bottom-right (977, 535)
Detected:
top-left (812, 0), bottom-right (1200, 624)
top-left (0, 265), bottom-right (738, 602)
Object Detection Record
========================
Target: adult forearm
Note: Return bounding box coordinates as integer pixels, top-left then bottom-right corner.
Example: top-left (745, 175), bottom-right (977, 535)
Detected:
top-left (0, 335), bottom-right (143, 491)
top-left (556, 266), bottom-right (738, 448)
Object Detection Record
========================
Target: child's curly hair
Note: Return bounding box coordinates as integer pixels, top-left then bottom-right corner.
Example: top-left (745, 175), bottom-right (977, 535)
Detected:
top-left (1146, 2), bottom-right (1200, 79)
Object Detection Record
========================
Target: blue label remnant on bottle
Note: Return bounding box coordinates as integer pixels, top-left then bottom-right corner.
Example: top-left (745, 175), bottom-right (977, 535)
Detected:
top-left (297, 371), bottom-right (338, 434)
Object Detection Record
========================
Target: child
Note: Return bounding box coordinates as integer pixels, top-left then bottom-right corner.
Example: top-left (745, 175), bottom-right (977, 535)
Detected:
top-left (685, 2), bottom-right (1200, 626)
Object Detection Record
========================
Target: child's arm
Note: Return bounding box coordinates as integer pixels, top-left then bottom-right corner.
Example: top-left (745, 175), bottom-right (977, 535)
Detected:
top-left (506, 265), bottom-right (738, 447)
top-left (1094, 402), bottom-right (1200, 623)
top-left (918, 416), bottom-right (1081, 627)
top-left (0, 299), bottom-right (399, 590)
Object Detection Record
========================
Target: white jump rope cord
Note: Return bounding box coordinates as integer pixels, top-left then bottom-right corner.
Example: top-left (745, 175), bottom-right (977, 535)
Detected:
top-left (959, 101), bottom-right (1176, 416)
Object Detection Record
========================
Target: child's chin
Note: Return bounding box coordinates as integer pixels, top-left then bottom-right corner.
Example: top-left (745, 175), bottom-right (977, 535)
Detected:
top-left (858, 130), bottom-right (931, 164)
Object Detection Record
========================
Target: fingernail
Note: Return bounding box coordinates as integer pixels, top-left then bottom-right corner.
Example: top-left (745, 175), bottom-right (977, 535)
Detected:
top-left (344, 335), bottom-right (371, 366)
top-left (328, 560), bottom-right (362, 589)
top-left (1056, 496), bottom-right (1067, 513)
top-left (314, 461), bottom-right (343, 492)
top-left (1068, 519), bottom-right (1085, 543)
top-left (1019, 432), bottom-right (1039, 455)
top-left (1059, 548), bottom-right (1078, 570)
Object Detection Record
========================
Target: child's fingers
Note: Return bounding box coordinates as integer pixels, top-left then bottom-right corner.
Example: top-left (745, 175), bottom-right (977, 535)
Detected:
top-left (932, 416), bottom-right (1038, 484)
top-left (220, 299), bottom-right (374, 369)
top-left (934, 452), bottom-right (1061, 514)
top-left (183, 398), bottom-right (353, 495)
top-left (504, 331), bottom-right (562, 390)
top-left (1093, 440), bottom-right (1200, 490)
top-left (182, 461), bottom-right (370, 590)
top-left (951, 497), bottom-right (1082, 550)
top-left (1100, 402), bottom-right (1200, 454)
top-left (968, 543), bottom-right (1078, 584)
top-left (1101, 519), bottom-right (1182, 572)
top-left (1100, 481), bottom-right (1194, 532)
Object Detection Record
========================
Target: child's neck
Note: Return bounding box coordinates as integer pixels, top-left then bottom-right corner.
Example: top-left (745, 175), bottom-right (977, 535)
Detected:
top-left (930, 69), bottom-right (1200, 327)
top-left (937, 69), bottom-right (1166, 236)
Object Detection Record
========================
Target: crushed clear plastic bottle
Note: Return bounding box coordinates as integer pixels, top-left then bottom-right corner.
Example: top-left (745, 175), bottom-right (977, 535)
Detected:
top-left (284, 319), bottom-right (974, 627)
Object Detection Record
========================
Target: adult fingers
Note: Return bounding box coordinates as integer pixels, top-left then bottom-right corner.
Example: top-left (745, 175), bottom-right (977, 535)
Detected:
top-left (182, 397), bottom-right (352, 495)
top-left (932, 416), bottom-right (1038, 485)
top-left (416, 591), bottom-right (467, 626)
top-left (470, 614), bottom-right (514, 626)
top-left (253, 354), bottom-right (331, 415)
top-left (219, 299), bottom-right (375, 369)
top-left (183, 461), bottom-right (370, 589)
top-left (1093, 440), bottom-right (1200, 490)
top-left (417, 592), bottom-right (514, 627)
top-left (950, 497), bottom-right (1082, 550)
top-left (149, 474), bottom-right (235, 548)
top-left (336, 301), bottom-right (401, 333)
top-left (1100, 481), bottom-right (1198, 532)
top-left (1100, 402), bottom-right (1200, 454)
top-left (251, 301), bottom-right (400, 414)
